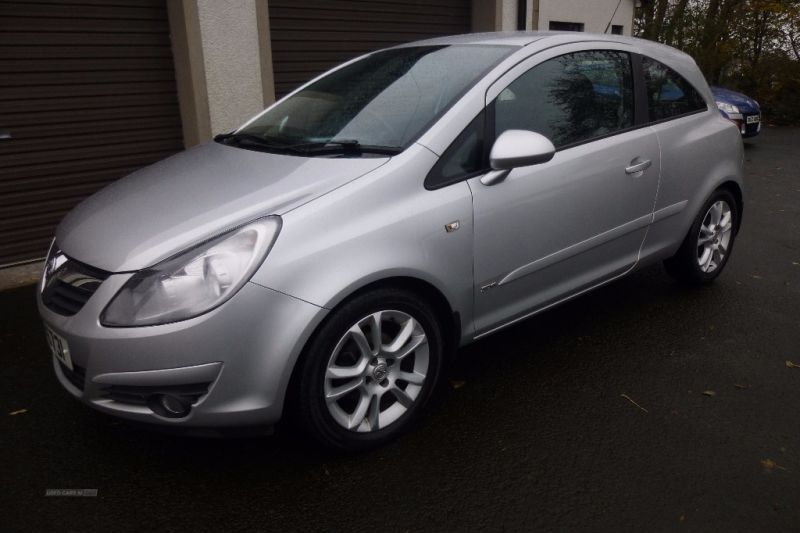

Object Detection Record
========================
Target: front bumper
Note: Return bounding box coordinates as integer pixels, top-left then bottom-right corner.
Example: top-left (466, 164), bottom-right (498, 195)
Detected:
top-left (720, 109), bottom-right (761, 137)
top-left (741, 112), bottom-right (761, 137)
top-left (39, 273), bottom-right (327, 429)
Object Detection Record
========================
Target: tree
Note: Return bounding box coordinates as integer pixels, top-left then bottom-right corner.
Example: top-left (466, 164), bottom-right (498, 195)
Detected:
top-left (635, 0), bottom-right (800, 124)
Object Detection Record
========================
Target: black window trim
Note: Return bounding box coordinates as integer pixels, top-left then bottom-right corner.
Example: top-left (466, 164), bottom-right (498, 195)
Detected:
top-left (632, 53), bottom-right (649, 125)
top-left (424, 109), bottom-right (490, 190)
top-left (647, 106), bottom-right (709, 127)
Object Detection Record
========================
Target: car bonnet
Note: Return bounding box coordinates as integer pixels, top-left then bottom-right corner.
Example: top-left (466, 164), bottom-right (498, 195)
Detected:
top-left (56, 141), bottom-right (389, 272)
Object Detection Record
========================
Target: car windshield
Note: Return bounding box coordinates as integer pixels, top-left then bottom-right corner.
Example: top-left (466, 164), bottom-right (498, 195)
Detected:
top-left (229, 45), bottom-right (513, 155)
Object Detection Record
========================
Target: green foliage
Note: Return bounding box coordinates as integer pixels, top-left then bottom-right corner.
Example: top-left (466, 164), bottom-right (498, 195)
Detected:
top-left (635, 0), bottom-right (800, 124)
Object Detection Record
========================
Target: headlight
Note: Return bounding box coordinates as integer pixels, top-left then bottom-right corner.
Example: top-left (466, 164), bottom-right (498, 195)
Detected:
top-left (40, 238), bottom-right (59, 294)
top-left (716, 101), bottom-right (740, 115)
top-left (101, 217), bottom-right (281, 327)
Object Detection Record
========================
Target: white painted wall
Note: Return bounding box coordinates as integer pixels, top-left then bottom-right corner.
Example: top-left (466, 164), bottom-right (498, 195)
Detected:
top-left (499, 0), bottom-right (517, 30)
top-left (536, 0), bottom-right (635, 36)
top-left (473, 0), bottom-right (519, 31)
top-left (526, 0), bottom-right (535, 30)
top-left (196, 0), bottom-right (264, 134)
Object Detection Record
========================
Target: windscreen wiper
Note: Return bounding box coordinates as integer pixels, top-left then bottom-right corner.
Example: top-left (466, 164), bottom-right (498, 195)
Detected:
top-left (214, 132), bottom-right (306, 154)
top-left (216, 134), bottom-right (402, 156)
top-left (287, 139), bottom-right (402, 156)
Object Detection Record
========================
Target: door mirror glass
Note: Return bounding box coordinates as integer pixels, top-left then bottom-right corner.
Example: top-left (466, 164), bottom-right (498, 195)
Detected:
top-left (489, 129), bottom-right (555, 170)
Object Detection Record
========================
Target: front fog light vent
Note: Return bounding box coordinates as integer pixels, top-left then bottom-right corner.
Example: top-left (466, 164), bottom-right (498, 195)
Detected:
top-left (102, 382), bottom-right (211, 417)
top-left (148, 394), bottom-right (191, 418)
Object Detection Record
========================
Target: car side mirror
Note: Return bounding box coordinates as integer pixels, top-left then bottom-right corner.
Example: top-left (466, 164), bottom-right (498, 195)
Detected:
top-left (481, 130), bottom-right (556, 186)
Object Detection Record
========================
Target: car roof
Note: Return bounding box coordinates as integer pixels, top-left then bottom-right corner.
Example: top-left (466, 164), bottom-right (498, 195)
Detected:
top-left (393, 31), bottom-right (695, 65)
top-left (392, 31), bottom-right (705, 96)
top-left (394, 31), bottom-right (647, 48)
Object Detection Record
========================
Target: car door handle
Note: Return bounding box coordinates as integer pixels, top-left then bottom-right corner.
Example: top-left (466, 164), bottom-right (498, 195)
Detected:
top-left (625, 159), bottom-right (652, 175)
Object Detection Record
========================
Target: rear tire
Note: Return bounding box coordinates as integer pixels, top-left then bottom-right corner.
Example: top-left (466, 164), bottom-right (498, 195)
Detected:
top-left (292, 288), bottom-right (444, 452)
top-left (664, 188), bottom-right (739, 285)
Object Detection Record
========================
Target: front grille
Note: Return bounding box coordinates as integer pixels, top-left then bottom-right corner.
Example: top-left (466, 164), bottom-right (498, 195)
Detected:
top-left (59, 361), bottom-right (86, 391)
top-left (101, 382), bottom-right (212, 406)
top-left (42, 253), bottom-right (110, 316)
top-left (43, 280), bottom-right (97, 315)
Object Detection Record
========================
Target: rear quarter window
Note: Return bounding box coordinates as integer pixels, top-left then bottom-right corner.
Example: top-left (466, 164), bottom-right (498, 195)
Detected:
top-left (642, 57), bottom-right (707, 122)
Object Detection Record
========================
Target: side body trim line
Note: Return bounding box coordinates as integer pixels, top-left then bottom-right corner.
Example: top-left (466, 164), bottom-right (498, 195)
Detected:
top-left (496, 212), bottom-right (652, 287)
top-left (652, 199), bottom-right (689, 223)
top-left (475, 263), bottom-right (635, 340)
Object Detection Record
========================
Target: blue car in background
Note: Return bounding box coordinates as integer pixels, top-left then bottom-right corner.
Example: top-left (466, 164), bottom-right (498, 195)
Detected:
top-left (712, 86), bottom-right (761, 137)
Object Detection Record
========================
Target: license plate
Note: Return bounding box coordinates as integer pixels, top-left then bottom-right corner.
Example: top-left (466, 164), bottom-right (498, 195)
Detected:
top-left (747, 115), bottom-right (760, 124)
top-left (45, 325), bottom-right (72, 371)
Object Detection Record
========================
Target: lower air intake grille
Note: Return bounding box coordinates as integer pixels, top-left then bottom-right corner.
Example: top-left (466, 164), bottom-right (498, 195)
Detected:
top-left (59, 361), bottom-right (86, 391)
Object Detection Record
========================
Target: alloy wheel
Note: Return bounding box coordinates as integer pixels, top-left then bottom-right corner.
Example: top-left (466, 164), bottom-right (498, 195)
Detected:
top-left (696, 200), bottom-right (733, 273)
top-left (323, 310), bottom-right (429, 433)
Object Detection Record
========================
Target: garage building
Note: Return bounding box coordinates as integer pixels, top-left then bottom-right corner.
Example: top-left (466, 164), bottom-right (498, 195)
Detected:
top-left (0, 0), bottom-right (634, 267)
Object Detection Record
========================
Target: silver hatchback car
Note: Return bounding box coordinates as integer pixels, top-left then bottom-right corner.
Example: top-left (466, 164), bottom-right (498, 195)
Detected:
top-left (39, 32), bottom-right (743, 451)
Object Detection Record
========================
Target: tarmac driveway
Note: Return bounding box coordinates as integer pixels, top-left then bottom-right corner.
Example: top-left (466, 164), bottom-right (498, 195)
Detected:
top-left (2, 127), bottom-right (799, 532)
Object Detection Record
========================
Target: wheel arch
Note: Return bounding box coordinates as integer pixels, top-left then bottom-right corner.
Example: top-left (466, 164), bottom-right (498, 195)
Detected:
top-left (675, 170), bottom-right (744, 250)
top-left (717, 180), bottom-right (744, 232)
top-left (281, 274), bottom-right (462, 422)
top-left (343, 276), bottom-right (460, 351)
top-left (325, 275), bottom-right (461, 358)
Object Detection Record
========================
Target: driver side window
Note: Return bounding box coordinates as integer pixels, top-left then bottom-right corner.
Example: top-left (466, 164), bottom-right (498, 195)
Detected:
top-left (495, 50), bottom-right (634, 148)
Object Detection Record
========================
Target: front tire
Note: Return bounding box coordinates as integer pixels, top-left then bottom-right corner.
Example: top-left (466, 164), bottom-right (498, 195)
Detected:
top-left (664, 188), bottom-right (739, 284)
top-left (293, 288), bottom-right (444, 452)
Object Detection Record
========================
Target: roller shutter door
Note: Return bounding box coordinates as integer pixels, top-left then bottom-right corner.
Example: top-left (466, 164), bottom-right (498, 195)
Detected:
top-left (0, 0), bottom-right (183, 267)
top-left (269, 0), bottom-right (472, 98)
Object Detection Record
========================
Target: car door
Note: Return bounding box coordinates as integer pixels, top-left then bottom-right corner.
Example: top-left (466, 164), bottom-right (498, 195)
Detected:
top-left (467, 47), bottom-right (661, 335)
